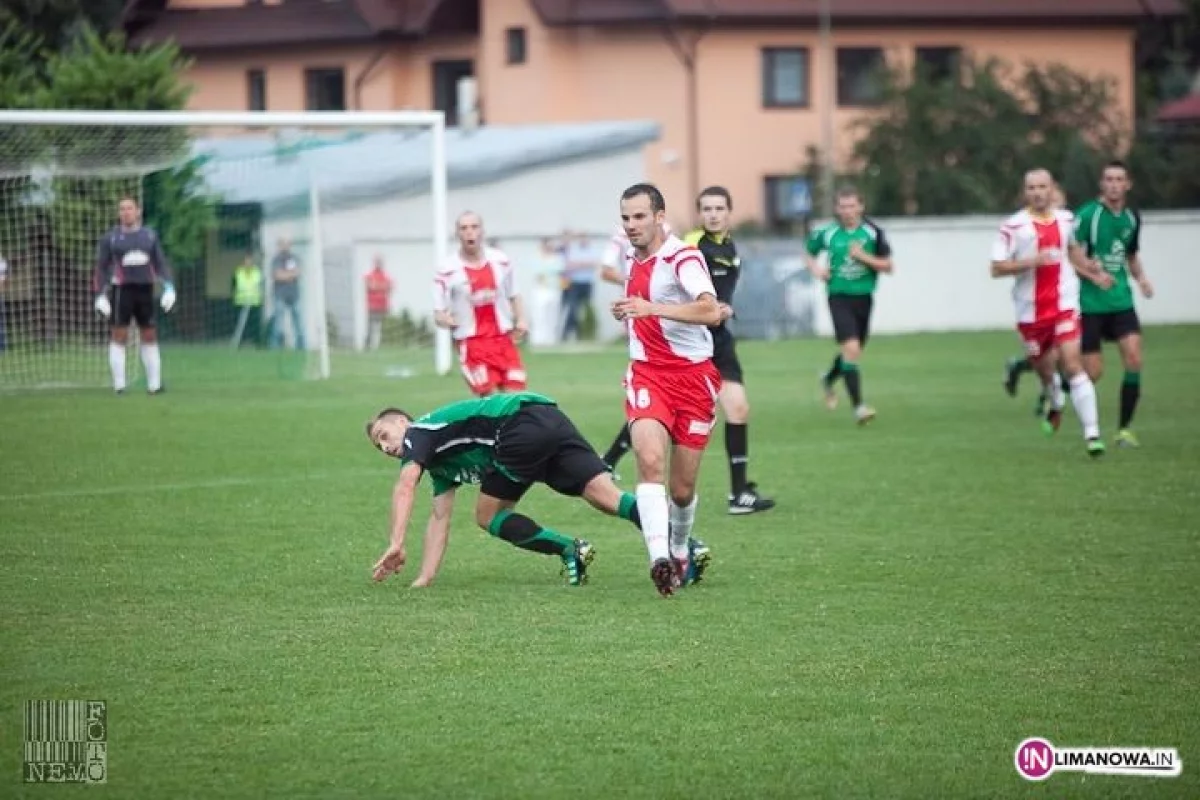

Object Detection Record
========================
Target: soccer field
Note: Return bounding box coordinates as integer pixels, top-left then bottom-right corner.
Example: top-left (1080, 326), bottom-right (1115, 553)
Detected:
top-left (2, 327), bottom-right (1198, 798)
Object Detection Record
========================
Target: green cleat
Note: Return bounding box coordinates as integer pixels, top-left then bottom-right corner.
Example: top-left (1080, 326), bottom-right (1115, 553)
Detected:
top-left (1041, 409), bottom-right (1062, 436)
top-left (1115, 429), bottom-right (1140, 448)
top-left (561, 540), bottom-right (595, 586)
top-left (1086, 438), bottom-right (1107, 458)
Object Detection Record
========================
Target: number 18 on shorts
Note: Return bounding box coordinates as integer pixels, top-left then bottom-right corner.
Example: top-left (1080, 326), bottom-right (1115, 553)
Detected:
top-left (624, 362), bottom-right (722, 449)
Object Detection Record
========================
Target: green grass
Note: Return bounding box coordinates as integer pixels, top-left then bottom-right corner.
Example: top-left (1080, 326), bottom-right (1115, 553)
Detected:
top-left (2, 327), bottom-right (1198, 798)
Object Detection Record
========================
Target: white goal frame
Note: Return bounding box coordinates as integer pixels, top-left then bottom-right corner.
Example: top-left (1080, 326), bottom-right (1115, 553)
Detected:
top-left (0, 109), bottom-right (453, 380)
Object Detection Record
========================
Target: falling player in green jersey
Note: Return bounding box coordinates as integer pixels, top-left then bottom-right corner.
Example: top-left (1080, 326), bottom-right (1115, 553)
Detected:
top-left (1074, 161), bottom-right (1154, 447)
top-left (806, 186), bottom-right (894, 424)
top-left (366, 391), bottom-right (710, 589)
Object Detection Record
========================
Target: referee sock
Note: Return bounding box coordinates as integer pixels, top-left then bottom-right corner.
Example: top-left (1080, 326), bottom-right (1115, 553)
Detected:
top-left (1119, 371), bottom-right (1141, 429)
top-left (602, 425), bottom-right (632, 469)
top-left (725, 422), bottom-right (749, 495)
top-left (487, 509), bottom-right (571, 557)
top-left (842, 361), bottom-right (863, 407)
top-left (108, 342), bottom-right (126, 391)
top-left (823, 354), bottom-right (844, 386)
top-left (141, 343), bottom-right (162, 392)
top-left (618, 492), bottom-right (642, 530)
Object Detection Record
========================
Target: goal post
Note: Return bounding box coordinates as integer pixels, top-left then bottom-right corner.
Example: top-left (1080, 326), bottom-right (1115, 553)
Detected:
top-left (0, 109), bottom-right (453, 391)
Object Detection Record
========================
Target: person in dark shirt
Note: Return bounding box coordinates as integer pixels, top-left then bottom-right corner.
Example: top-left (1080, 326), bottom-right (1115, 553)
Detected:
top-left (92, 196), bottom-right (175, 394)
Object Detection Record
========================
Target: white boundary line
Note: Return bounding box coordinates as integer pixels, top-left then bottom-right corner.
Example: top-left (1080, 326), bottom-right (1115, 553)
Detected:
top-left (0, 468), bottom-right (383, 503)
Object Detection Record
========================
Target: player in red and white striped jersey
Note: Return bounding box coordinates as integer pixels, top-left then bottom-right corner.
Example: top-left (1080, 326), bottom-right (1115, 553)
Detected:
top-left (610, 184), bottom-right (729, 597)
top-left (434, 212), bottom-right (529, 396)
top-left (990, 169), bottom-right (1111, 457)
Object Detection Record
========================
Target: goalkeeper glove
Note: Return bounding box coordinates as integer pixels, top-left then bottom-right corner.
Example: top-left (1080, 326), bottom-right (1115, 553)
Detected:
top-left (160, 282), bottom-right (176, 313)
top-left (95, 294), bottom-right (112, 319)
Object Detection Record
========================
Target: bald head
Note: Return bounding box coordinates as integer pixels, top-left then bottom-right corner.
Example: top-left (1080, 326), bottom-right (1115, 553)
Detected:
top-left (455, 210), bottom-right (484, 258)
top-left (1023, 168), bottom-right (1055, 214)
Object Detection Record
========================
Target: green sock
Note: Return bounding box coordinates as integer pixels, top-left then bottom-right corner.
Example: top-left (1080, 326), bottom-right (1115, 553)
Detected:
top-left (487, 509), bottom-right (573, 556)
top-left (618, 492), bottom-right (642, 530)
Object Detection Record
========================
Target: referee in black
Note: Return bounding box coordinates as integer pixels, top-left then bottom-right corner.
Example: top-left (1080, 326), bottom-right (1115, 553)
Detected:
top-left (600, 186), bottom-right (774, 515)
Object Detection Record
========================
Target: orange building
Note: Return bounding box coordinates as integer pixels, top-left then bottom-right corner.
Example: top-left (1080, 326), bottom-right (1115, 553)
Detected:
top-left (125, 0), bottom-right (1182, 225)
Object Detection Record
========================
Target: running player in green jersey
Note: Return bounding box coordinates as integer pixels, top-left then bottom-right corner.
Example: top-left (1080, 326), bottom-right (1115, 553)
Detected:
top-left (1074, 161), bottom-right (1154, 447)
top-left (806, 186), bottom-right (894, 424)
top-left (366, 391), bottom-right (709, 589)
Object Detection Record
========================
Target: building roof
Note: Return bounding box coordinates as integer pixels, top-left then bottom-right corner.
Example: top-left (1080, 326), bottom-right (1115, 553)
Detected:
top-left (123, 0), bottom-right (479, 51)
top-left (532, 0), bottom-right (1184, 25)
top-left (193, 120), bottom-right (659, 220)
top-left (1156, 94), bottom-right (1200, 123)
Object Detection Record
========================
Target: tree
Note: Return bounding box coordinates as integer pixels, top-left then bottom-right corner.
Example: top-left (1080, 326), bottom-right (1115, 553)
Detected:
top-left (0, 0), bottom-right (125, 53)
top-left (849, 57), bottom-right (1127, 216)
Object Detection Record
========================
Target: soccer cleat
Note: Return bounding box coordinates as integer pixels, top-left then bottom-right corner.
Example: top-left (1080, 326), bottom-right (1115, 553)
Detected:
top-left (1041, 409), bottom-right (1062, 436)
top-left (728, 482), bottom-right (776, 515)
top-left (855, 405), bottom-right (876, 426)
top-left (1034, 391), bottom-right (1048, 417)
top-left (561, 539), bottom-right (595, 586)
top-left (650, 557), bottom-right (677, 597)
top-left (1003, 357), bottom-right (1023, 397)
top-left (820, 375), bottom-right (838, 410)
top-left (1115, 429), bottom-right (1140, 448)
top-left (1087, 438), bottom-right (1107, 458)
top-left (687, 538), bottom-right (711, 585)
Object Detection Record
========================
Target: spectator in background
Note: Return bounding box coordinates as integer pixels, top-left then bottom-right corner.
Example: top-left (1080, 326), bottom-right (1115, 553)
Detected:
top-left (270, 237), bottom-right (306, 350)
top-left (560, 231), bottom-right (601, 341)
top-left (530, 237), bottom-right (565, 347)
top-left (365, 255), bottom-right (393, 351)
top-left (230, 252), bottom-right (264, 349)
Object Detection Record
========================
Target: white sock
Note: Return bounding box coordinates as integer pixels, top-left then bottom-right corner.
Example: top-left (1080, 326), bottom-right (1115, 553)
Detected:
top-left (668, 495), bottom-right (697, 560)
top-left (141, 343), bottom-right (162, 392)
top-left (1069, 372), bottom-right (1100, 439)
top-left (636, 483), bottom-right (670, 563)
top-left (108, 342), bottom-right (126, 391)
top-left (1051, 372), bottom-right (1066, 411)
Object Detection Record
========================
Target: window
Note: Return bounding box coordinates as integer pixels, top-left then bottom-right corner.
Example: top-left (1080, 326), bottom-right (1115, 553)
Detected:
top-left (761, 48), bottom-right (810, 108)
top-left (506, 27), bottom-right (527, 65)
top-left (305, 67), bottom-right (346, 111)
top-left (432, 59), bottom-right (475, 126)
top-left (764, 175), bottom-right (814, 231)
top-left (836, 47), bottom-right (886, 107)
top-left (915, 46), bottom-right (962, 84)
top-left (246, 68), bottom-right (266, 111)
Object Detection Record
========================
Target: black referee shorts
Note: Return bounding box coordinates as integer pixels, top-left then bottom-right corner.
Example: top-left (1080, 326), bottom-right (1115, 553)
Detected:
top-left (481, 404), bottom-right (608, 502)
top-left (828, 294), bottom-right (873, 345)
top-left (711, 325), bottom-right (744, 384)
top-left (1081, 310), bottom-right (1140, 354)
top-left (111, 284), bottom-right (156, 329)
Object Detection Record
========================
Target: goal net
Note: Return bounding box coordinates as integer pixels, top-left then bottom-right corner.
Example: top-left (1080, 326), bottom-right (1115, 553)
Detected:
top-left (0, 110), bottom-right (450, 391)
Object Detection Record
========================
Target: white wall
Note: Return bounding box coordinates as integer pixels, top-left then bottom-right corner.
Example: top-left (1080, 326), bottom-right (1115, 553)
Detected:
top-left (291, 147), bottom-right (646, 349)
top-left (810, 210), bottom-right (1200, 338)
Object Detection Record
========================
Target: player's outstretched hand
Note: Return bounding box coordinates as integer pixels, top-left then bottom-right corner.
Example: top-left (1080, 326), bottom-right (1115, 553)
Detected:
top-left (1138, 277), bottom-right (1154, 299)
top-left (612, 296), bottom-right (653, 320)
top-left (372, 543), bottom-right (407, 582)
top-left (94, 294), bottom-right (112, 319)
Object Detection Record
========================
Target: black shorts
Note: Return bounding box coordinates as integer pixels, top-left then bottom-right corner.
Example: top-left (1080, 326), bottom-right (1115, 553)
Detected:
top-left (829, 294), bottom-right (873, 345)
top-left (1082, 310), bottom-right (1140, 354)
top-left (710, 325), bottom-right (743, 384)
top-left (111, 284), bottom-right (156, 329)
top-left (481, 404), bottom-right (608, 502)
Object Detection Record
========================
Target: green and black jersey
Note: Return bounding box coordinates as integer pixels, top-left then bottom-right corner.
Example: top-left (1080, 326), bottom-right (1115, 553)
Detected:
top-left (684, 228), bottom-right (740, 306)
top-left (400, 391), bottom-right (556, 495)
top-left (805, 219), bottom-right (891, 296)
top-left (1074, 199), bottom-right (1142, 315)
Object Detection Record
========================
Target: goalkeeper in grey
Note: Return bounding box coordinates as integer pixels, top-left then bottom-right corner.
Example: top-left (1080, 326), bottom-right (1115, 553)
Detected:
top-left (92, 196), bottom-right (176, 394)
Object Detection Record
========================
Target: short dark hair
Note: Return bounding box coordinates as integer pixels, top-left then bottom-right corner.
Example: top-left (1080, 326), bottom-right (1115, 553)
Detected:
top-left (1103, 159), bottom-right (1130, 177)
top-left (696, 185), bottom-right (732, 211)
top-left (365, 407), bottom-right (411, 440)
top-left (621, 183), bottom-right (666, 213)
top-left (835, 184), bottom-right (862, 202)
